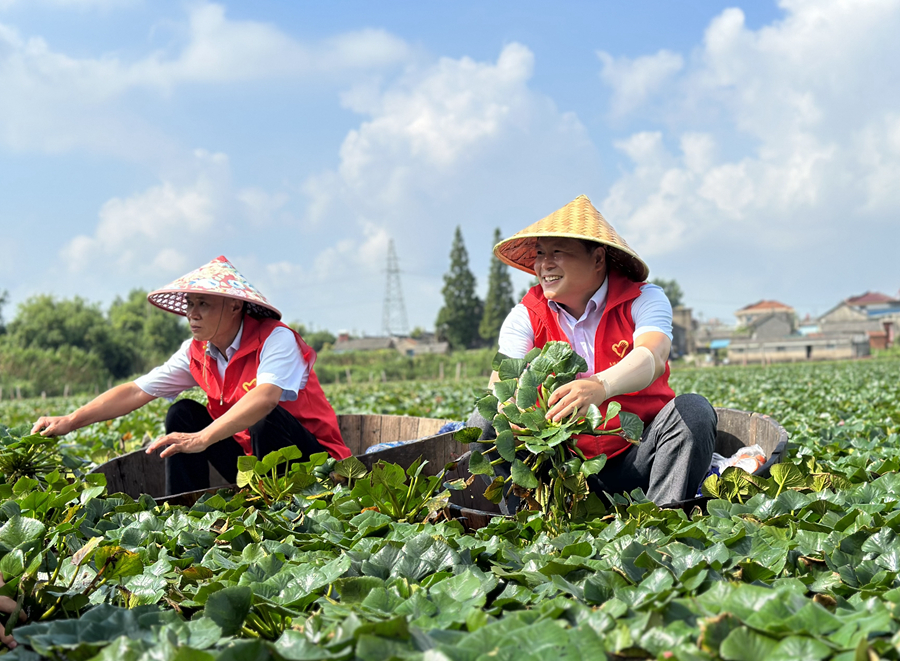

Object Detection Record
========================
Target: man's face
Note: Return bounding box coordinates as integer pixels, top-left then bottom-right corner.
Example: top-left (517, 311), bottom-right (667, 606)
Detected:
top-left (184, 294), bottom-right (232, 341)
top-left (533, 237), bottom-right (606, 308)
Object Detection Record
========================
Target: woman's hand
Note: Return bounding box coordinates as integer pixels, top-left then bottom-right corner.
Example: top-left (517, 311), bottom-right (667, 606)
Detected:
top-left (546, 379), bottom-right (607, 423)
top-left (146, 431), bottom-right (213, 459)
top-left (0, 574), bottom-right (26, 649)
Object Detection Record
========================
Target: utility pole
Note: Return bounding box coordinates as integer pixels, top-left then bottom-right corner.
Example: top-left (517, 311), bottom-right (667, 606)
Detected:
top-left (382, 239), bottom-right (409, 337)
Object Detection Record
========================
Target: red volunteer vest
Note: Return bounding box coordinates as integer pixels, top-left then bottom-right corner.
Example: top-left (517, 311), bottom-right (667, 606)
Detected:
top-left (188, 316), bottom-right (350, 460)
top-left (522, 270), bottom-right (675, 460)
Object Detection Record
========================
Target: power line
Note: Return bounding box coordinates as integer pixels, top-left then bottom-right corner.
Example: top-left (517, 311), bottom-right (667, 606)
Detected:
top-left (382, 239), bottom-right (409, 337)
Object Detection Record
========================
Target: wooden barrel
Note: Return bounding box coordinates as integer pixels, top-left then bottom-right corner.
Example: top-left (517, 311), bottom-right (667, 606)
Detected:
top-left (92, 407), bottom-right (788, 523)
top-left (92, 414), bottom-right (459, 500)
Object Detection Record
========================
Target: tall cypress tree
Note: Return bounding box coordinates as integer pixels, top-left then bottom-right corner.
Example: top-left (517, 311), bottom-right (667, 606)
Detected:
top-left (436, 226), bottom-right (483, 350)
top-left (479, 227), bottom-right (515, 345)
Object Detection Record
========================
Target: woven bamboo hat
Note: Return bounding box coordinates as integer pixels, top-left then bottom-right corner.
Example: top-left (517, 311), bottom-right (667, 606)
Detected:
top-left (148, 255), bottom-right (281, 320)
top-left (493, 194), bottom-right (649, 282)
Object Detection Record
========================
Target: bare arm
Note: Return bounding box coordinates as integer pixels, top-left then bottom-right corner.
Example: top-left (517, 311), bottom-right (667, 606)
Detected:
top-left (31, 382), bottom-right (157, 437)
top-left (145, 383), bottom-right (283, 458)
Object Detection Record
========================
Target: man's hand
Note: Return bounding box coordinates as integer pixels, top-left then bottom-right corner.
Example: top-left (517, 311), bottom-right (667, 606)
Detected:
top-left (146, 431), bottom-right (213, 459)
top-left (0, 574), bottom-right (26, 650)
top-left (31, 415), bottom-right (76, 437)
top-left (546, 379), bottom-right (608, 423)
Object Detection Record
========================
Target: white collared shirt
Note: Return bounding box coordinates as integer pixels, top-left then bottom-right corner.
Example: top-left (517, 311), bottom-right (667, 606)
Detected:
top-left (134, 321), bottom-right (309, 401)
top-left (497, 279), bottom-right (672, 377)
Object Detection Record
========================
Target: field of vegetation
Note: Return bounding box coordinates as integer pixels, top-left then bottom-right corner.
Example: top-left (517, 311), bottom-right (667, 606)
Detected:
top-left (1, 357), bottom-right (900, 660)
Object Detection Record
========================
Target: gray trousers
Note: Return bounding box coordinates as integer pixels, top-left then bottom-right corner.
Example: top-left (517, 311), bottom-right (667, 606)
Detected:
top-left (466, 393), bottom-right (717, 509)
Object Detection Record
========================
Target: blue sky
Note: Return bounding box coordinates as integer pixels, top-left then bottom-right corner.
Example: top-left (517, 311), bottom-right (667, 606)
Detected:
top-left (1, 0), bottom-right (898, 334)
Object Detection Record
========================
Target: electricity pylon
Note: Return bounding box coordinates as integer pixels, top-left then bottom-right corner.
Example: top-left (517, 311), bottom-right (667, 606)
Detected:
top-left (382, 239), bottom-right (409, 337)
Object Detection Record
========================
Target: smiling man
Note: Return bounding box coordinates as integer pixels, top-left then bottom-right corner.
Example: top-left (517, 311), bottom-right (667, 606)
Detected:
top-left (475, 195), bottom-right (717, 507)
top-left (31, 256), bottom-right (350, 495)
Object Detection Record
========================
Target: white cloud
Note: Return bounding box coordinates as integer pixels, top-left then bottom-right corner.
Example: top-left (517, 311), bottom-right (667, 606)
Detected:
top-left (599, 0), bottom-right (900, 316)
top-left (598, 49), bottom-right (683, 117)
top-left (277, 42), bottom-right (601, 331)
top-left (0, 2), bottom-right (411, 159)
top-left (61, 150), bottom-right (228, 277)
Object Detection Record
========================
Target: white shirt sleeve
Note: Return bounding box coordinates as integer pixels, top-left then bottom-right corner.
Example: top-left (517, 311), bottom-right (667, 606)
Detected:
top-left (257, 326), bottom-right (310, 402)
top-left (632, 283), bottom-right (674, 340)
top-left (133, 339), bottom-right (198, 400)
top-left (497, 304), bottom-right (536, 359)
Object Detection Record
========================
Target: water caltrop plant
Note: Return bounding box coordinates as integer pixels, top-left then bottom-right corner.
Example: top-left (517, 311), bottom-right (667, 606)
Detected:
top-left (464, 341), bottom-right (644, 526)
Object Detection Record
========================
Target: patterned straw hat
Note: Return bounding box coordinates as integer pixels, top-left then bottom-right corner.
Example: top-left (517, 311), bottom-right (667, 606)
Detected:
top-left (494, 194), bottom-right (649, 282)
top-left (147, 256), bottom-right (281, 320)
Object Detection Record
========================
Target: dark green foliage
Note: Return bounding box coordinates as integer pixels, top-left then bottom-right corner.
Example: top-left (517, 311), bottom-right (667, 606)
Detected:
top-left (0, 289), bottom-right (8, 335)
top-left (108, 289), bottom-right (190, 373)
top-left (479, 228), bottom-right (515, 345)
top-left (650, 277), bottom-right (684, 308)
top-left (436, 226), bottom-right (483, 350)
top-left (289, 323), bottom-right (336, 353)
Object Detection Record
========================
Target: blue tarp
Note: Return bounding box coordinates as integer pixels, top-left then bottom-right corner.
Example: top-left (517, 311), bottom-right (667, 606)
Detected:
top-left (709, 339), bottom-right (731, 349)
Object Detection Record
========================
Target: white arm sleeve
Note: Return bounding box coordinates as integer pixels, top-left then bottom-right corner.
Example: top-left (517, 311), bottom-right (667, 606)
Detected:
top-left (257, 327), bottom-right (310, 402)
top-left (497, 304), bottom-right (535, 359)
top-left (595, 346), bottom-right (657, 398)
top-left (632, 283), bottom-right (673, 340)
top-left (133, 339), bottom-right (198, 400)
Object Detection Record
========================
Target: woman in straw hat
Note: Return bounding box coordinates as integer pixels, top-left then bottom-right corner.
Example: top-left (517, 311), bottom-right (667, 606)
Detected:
top-left (31, 256), bottom-right (350, 495)
top-left (478, 195), bottom-right (716, 507)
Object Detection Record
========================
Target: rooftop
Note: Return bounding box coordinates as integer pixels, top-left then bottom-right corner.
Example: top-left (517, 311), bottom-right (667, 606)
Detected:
top-left (847, 291), bottom-right (900, 306)
top-left (735, 300), bottom-right (794, 314)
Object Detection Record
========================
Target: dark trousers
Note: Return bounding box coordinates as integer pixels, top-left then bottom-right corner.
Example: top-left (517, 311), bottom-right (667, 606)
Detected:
top-left (586, 393), bottom-right (717, 506)
top-left (164, 399), bottom-right (327, 495)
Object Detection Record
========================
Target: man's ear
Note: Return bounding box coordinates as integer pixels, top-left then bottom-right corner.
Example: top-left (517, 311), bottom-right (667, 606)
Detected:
top-left (594, 246), bottom-right (607, 269)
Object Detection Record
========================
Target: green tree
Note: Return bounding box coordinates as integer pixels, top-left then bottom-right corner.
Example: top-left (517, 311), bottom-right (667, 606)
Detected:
top-left (651, 278), bottom-right (684, 308)
top-left (290, 323), bottom-right (336, 353)
top-left (436, 226), bottom-right (483, 350)
top-left (7, 295), bottom-right (135, 379)
top-left (109, 289), bottom-right (191, 373)
top-left (0, 289), bottom-right (7, 335)
top-left (479, 227), bottom-right (515, 345)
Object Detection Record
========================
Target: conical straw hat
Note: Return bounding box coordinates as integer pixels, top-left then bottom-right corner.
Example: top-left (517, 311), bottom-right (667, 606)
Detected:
top-left (148, 256), bottom-right (281, 320)
top-left (494, 195), bottom-right (649, 282)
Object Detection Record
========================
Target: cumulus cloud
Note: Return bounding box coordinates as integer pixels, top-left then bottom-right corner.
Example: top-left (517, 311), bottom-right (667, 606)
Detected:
top-left (600, 0), bottom-right (900, 314)
top-left (0, 2), bottom-right (411, 159)
top-left (283, 42), bottom-right (601, 330)
top-left (61, 150), bottom-right (228, 278)
top-left (598, 49), bottom-right (683, 117)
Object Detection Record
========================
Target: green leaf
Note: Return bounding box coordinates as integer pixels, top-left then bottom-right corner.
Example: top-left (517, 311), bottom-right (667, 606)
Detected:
top-left (581, 455), bottom-right (607, 477)
top-left (280, 445), bottom-right (304, 462)
top-left (491, 351), bottom-right (510, 371)
top-left (0, 549), bottom-right (24, 577)
top-left (619, 412), bottom-right (644, 442)
top-left (0, 516), bottom-right (45, 553)
top-left (511, 460), bottom-right (538, 489)
top-left (334, 456), bottom-right (367, 480)
top-left (771, 463), bottom-right (805, 490)
top-left (494, 379), bottom-right (518, 403)
top-left (236, 456), bottom-right (257, 472)
top-left (719, 627), bottom-right (778, 661)
top-left (204, 585), bottom-right (252, 636)
top-left (483, 477), bottom-right (506, 504)
top-left (498, 358), bottom-right (527, 380)
top-left (477, 394), bottom-right (500, 421)
top-left (467, 451), bottom-right (494, 477)
top-left (495, 430), bottom-right (516, 462)
top-left (453, 426), bottom-right (483, 444)
top-left (71, 536), bottom-right (103, 567)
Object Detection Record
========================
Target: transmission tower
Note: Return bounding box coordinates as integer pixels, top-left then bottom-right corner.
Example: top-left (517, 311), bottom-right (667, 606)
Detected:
top-left (382, 239), bottom-right (409, 337)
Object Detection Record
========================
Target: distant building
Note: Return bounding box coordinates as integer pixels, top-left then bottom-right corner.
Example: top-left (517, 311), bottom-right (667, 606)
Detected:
top-left (734, 300), bottom-right (795, 329)
top-left (671, 307), bottom-right (696, 357)
top-left (331, 332), bottom-right (449, 356)
top-left (728, 334), bottom-right (871, 364)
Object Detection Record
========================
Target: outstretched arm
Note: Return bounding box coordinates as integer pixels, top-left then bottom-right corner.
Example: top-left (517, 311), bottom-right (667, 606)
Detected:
top-left (546, 331), bottom-right (671, 422)
top-left (145, 383), bottom-right (283, 458)
top-left (31, 382), bottom-right (157, 437)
